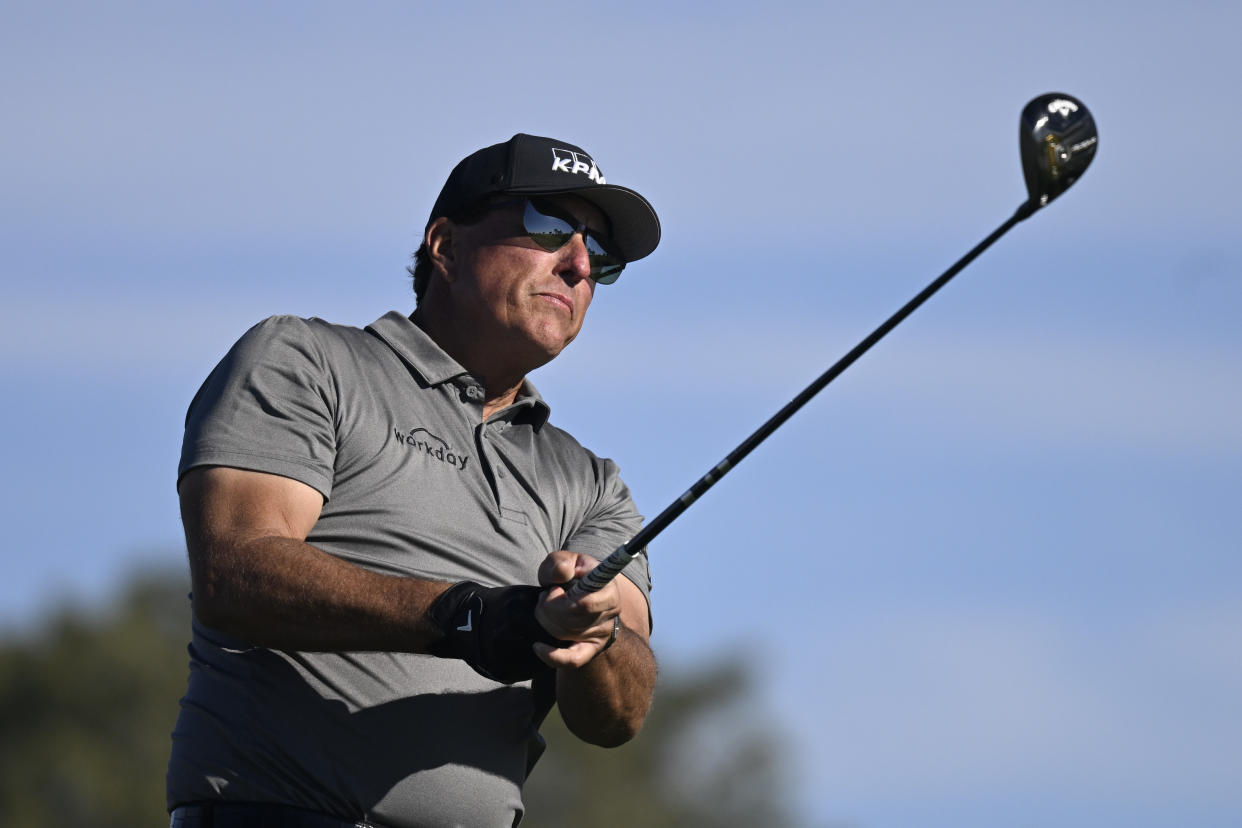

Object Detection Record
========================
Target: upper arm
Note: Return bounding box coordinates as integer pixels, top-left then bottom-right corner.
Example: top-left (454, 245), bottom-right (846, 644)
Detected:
top-left (179, 466), bottom-right (324, 628)
top-left (179, 465), bottom-right (324, 555)
top-left (179, 316), bottom-right (339, 500)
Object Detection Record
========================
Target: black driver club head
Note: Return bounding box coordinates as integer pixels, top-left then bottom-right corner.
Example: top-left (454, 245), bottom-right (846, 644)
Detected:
top-left (1019, 93), bottom-right (1098, 210)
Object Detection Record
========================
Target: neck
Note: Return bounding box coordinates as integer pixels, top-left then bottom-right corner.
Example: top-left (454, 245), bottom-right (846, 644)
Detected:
top-left (411, 306), bottom-right (530, 420)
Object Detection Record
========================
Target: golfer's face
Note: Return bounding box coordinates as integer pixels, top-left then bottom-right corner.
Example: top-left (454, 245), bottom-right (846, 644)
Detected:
top-left (453, 195), bottom-right (604, 364)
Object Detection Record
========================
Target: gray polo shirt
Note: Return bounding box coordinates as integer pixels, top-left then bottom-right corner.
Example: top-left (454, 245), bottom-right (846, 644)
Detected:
top-left (167, 312), bottom-right (651, 828)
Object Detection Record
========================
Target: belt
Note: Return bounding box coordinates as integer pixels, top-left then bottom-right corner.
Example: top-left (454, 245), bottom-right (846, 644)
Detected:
top-left (170, 803), bottom-right (381, 828)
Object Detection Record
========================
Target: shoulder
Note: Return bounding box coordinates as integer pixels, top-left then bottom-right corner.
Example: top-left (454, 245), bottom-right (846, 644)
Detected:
top-left (228, 315), bottom-right (379, 368)
top-left (538, 420), bottom-right (609, 467)
top-left (535, 420), bottom-right (630, 496)
top-left (241, 314), bottom-right (367, 347)
top-left (192, 314), bottom-right (377, 417)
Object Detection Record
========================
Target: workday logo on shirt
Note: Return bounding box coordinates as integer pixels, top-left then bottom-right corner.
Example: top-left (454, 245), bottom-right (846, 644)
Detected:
top-left (393, 427), bottom-right (471, 471)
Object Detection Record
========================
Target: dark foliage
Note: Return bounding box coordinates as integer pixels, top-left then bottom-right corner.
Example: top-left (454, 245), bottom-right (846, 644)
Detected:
top-left (0, 571), bottom-right (795, 828)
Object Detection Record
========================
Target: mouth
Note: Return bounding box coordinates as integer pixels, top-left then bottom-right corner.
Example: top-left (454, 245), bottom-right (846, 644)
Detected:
top-left (536, 292), bottom-right (575, 315)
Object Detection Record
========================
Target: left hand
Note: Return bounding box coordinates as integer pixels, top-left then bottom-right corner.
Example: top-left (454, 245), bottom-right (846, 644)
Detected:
top-left (533, 550), bottom-right (622, 669)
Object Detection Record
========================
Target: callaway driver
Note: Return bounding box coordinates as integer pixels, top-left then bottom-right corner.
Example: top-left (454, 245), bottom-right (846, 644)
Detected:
top-left (569, 92), bottom-right (1099, 598)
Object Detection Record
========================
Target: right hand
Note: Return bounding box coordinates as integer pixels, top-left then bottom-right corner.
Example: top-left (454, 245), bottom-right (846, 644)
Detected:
top-left (532, 550), bottom-right (623, 670)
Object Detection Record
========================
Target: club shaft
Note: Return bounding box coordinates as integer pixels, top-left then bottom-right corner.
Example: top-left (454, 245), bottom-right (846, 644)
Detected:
top-left (570, 202), bottom-right (1036, 597)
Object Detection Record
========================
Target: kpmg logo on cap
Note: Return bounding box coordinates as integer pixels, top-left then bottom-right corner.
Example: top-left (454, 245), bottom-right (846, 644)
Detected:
top-left (550, 148), bottom-right (606, 185)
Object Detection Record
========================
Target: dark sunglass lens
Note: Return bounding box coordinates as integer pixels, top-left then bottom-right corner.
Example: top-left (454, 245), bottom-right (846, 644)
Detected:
top-left (583, 234), bottom-right (625, 284)
top-left (591, 262), bottom-right (625, 284)
top-left (523, 200), bottom-right (575, 251)
top-left (524, 199), bottom-right (626, 284)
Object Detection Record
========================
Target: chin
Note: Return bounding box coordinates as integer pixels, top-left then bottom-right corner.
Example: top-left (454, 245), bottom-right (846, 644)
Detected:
top-left (506, 338), bottom-right (568, 373)
top-left (525, 324), bottom-right (579, 358)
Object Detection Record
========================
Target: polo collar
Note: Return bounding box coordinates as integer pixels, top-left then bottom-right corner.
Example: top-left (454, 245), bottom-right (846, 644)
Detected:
top-left (365, 311), bottom-right (551, 427)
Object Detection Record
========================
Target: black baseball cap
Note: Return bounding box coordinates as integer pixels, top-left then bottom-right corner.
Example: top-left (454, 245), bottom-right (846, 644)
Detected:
top-left (428, 134), bottom-right (660, 263)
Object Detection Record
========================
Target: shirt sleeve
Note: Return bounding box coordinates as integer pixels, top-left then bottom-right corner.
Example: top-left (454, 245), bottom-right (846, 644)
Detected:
top-left (178, 315), bottom-right (338, 499)
top-left (564, 454), bottom-right (653, 607)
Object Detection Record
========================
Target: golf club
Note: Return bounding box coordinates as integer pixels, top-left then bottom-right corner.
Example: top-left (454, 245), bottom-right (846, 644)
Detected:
top-left (568, 92), bottom-right (1098, 599)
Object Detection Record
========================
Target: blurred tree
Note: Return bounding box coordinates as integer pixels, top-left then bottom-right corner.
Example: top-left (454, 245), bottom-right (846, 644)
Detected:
top-left (0, 569), bottom-right (190, 828)
top-left (524, 659), bottom-right (797, 828)
top-left (0, 571), bottom-right (796, 828)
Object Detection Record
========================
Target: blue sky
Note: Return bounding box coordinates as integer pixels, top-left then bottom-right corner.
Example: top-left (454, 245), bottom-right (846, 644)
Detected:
top-left (2, 2), bottom-right (1239, 826)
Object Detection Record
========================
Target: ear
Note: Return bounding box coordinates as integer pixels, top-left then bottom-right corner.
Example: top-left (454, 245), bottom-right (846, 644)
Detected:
top-left (425, 217), bottom-right (457, 283)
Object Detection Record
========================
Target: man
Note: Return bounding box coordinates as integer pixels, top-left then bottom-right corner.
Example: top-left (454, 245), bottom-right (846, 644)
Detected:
top-left (167, 134), bottom-right (661, 828)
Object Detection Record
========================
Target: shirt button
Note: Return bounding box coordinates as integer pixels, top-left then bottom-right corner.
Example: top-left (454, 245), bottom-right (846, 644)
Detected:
top-left (464, 385), bottom-right (483, 401)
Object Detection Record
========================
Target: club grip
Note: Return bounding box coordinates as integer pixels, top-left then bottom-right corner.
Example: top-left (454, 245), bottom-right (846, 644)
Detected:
top-left (568, 543), bottom-right (635, 598)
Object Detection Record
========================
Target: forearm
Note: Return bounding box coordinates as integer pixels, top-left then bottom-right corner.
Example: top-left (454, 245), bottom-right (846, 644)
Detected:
top-left (190, 534), bottom-right (450, 653)
top-left (555, 623), bottom-right (658, 747)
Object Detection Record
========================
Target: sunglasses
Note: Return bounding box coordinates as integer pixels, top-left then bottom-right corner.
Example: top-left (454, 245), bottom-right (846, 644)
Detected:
top-left (509, 197), bottom-right (626, 285)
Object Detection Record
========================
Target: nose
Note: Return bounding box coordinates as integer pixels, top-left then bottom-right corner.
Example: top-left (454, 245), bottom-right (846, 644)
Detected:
top-left (556, 232), bottom-right (593, 284)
